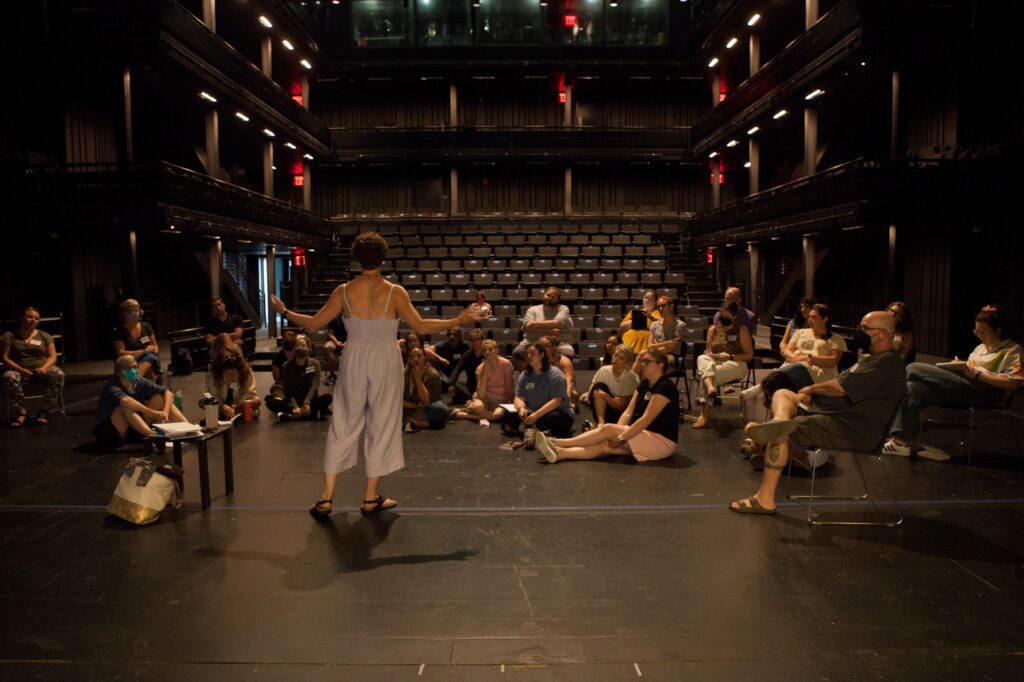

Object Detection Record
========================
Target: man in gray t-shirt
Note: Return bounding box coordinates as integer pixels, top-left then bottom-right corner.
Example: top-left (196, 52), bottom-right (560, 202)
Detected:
top-left (515, 287), bottom-right (575, 358)
top-left (729, 311), bottom-right (904, 515)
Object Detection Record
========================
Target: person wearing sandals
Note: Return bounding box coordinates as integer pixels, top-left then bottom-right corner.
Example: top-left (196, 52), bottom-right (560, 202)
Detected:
top-left (93, 355), bottom-right (187, 448)
top-left (450, 339), bottom-right (514, 423)
top-left (2, 306), bottom-right (64, 428)
top-left (112, 298), bottom-right (161, 381)
top-left (402, 347), bottom-right (446, 431)
top-left (270, 231), bottom-right (485, 519)
top-left (692, 301), bottom-right (754, 429)
top-left (729, 311), bottom-right (904, 515)
top-left (504, 342), bottom-right (575, 438)
top-left (534, 348), bottom-right (679, 464)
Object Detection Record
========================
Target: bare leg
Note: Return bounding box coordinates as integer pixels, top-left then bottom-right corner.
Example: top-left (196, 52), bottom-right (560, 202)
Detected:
top-left (553, 442), bottom-right (628, 461)
top-left (703, 376), bottom-right (717, 399)
top-left (732, 390), bottom-right (801, 511)
top-left (692, 402), bottom-right (712, 429)
top-left (593, 391), bottom-right (608, 425)
top-left (137, 360), bottom-right (155, 380)
top-left (315, 472), bottom-right (339, 511)
top-left (551, 422), bottom-right (627, 448)
top-left (118, 406), bottom-right (156, 437)
top-left (362, 476), bottom-right (396, 511)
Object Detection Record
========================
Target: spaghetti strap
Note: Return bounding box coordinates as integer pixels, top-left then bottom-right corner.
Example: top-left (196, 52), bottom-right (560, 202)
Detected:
top-left (342, 284), bottom-right (352, 317)
top-left (382, 282), bottom-right (395, 319)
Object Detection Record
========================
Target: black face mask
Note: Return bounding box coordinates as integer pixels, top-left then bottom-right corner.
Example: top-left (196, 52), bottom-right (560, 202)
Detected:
top-left (222, 358), bottom-right (240, 370)
top-left (282, 340), bottom-right (296, 351)
top-left (851, 329), bottom-right (873, 352)
top-left (294, 348), bottom-right (309, 360)
top-left (720, 316), bottom-right (734, 327)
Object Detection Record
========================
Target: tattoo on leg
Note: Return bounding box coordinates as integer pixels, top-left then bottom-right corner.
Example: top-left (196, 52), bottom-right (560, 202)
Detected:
top-left (766, 444), bottom-right (781, 465)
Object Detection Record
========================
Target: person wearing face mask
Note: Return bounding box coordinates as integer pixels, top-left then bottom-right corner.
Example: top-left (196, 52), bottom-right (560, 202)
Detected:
top-left (205, 334), bottom-right (260, 421)
top-left (271, 329), bottom-right (299, 385)
top-left (713, 287), bottom-right (757, 338)
top-left (729, 311), bottom-right (905, 515)
top-left (450, 339), bottom-right (514, 423)
top-left (268, 335), bottom-right (333, 422)
top-left (112, 299), bottom-right (161, 381)
top-left (580, 344), bottom-right (639, 430)
top-left (883, 307), bottom-right (1023, 460)
top-left (93, 355), bottom-right (186, 448)
top-left (693, 301), bottom-right (754, 429)
top-left (619, 289), bottom-right (661, 355)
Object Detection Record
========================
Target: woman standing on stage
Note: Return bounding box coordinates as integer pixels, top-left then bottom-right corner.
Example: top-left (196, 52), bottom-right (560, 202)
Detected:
top-left (271, 232), bottom-right (483, 518)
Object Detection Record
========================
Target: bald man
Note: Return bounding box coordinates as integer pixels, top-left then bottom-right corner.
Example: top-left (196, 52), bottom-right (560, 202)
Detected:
top-left (729, 311), bottom-right (905, 515)
top-left (713, 287), bottom-right (756, 337)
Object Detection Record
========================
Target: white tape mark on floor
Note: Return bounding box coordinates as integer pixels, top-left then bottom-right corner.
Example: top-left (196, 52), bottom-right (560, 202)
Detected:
top-left (418, 663), bottom-right (425, 675)
top-left (634, 662), bottom-right (643, 677)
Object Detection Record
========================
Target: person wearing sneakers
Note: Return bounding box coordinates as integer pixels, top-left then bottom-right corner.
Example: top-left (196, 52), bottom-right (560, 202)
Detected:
top-left (729, 311), bottom-right (905, 515)
top-left (534, 348), bottom-right (678, 465)
top-left (579, 344), bottom-right (639, 430)
top-left (884, 307), bottom-right (1023, 461)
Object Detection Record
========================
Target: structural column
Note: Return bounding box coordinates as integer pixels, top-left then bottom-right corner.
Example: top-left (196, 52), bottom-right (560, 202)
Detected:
top-left (711, 72), bottom-right (721, 108)
top-left (202, 0), bottom-right (216, 32)
top-left (205, 109), bottom-right (220, 179)
top-left (261, 36), bottom-right (272, 78)
top-left (449, 167), bottom-right (459, 216)
top-left (711, 162), bottom-right (721, 209)
top-left (302, 163), bottom-right (312, 211)
top-left (564, 167), bottom-right (572, 215)
top-left (209, 239), bottom-right (222, 300)
top-left (805, 0), bottom-right (818, 29)
top-left (803, 235), bottom-right (816, 298)
top-left (748, 138), bottom-right (760, 195)
top-left (890, 70), bottom-right (900, 157)
top-left (562, 84), bottom-right (573, 127)
top-left (266, 245), bottom-right (278, 336)
top-left (127, 230), bottom-right (139, 295)
top-left (301, 74), bottom-right (310, 110)
top-left (262, 141), bottom-right (273, 197)
top-left (748, 243), bottom-right (760, 317)
top-left (803, 106), bottom-right (817, 177)
top-left (748, 34), bottom-right (760, 76)
top-left (886, 224), bottom-right (897, 301)
top-left (449, 83), bottom-right (458, 128)
top-left (122, 67), bottom-right (134, 163)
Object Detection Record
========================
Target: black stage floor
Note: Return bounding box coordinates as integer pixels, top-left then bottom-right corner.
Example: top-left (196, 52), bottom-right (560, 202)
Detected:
top-left (2, 369), bottom-right (1024, 680)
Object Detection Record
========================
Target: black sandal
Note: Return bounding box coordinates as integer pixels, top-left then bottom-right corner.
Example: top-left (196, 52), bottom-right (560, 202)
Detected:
top-left (9, 412), bottom-right (27, 429)
top-left (360, 495), bottom-right (398, 515)
top-left (309, 499), bottom-right (333, 521)
top-left (34, 409), bottom-right (50, 426)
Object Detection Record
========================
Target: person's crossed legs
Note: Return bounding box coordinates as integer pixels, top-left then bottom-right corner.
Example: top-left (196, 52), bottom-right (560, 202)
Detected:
top-left (729, 388), bottom-right (803, 513)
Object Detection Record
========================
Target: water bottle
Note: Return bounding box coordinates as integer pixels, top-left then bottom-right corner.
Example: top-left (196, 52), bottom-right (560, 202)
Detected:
top-left (243, 399), bottom-right (253, 423)
top-left (173, 390), bottom-right (183, 411)
top-left (200, 393), bottom-right (219, 430)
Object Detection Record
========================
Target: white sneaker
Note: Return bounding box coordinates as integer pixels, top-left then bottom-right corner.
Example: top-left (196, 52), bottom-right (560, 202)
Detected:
top-left (881, 438), bottom-right (911, 457)
top-left (740, 384), bottom-right (763, 400)
top-left (917, 446), bottom-right (952, 462)
top-left (534, 430), bottom-right (558, 463)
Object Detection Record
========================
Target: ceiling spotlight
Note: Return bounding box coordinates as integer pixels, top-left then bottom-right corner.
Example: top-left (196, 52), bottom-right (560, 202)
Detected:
top-left (263, 129), bottom-right (276, 137)
top-left (708, 57), bottom-right (719, 68)
top-left (303, 153), bottom-right (314, 160)
top-left (199, 91), bottom-right (217, 103)
top-left (773, 109), bottom-right (788, 119)
top-left (726, 139), bottom-right (738, 147)
top-left (272, 165), bottom-right (277, 170)
top-left (609, 0), bottom-right (616, 5)
top-left (726, 37), bottom-right (738, 49)
top-left (235, 112), bottom-right (250, 122)
top-left (258, 16), bottom-right (273, 28)
top-left (744, 161), bottom-right (752, 168)
top-left (805, 88), bottom-right (825, 100)
top-left (284, 142), bottom-right (297, 149)
top-left (300, 59), bottom-right (312, 69)
top-left (708, 151), bottom-right (718, 158)
top-left (282, 39), bottom-right (294, 50)
top-left (747, 126), bottom-right (760, 135)
top-left (747, 13), bottom-right (761, 26)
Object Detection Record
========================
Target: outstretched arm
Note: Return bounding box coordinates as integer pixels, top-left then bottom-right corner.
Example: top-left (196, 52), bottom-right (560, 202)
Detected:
top-left (271, 288), bottom-right (344, 332)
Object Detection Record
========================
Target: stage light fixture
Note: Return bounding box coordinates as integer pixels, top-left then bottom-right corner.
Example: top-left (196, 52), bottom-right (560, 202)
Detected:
top-left (199, 91), bottom-right (217, 103)
top-left (708, 57), bottom-right (719, 68)
top-left (726, 140), bottom-right (738, 147)
top-left (726, 37), bottom-right (738, 49)
top-left (284, 142), bottom-right (297, 149)
top-left (259, 16), bottom-right (273, 28)
top-left (805, 88), bottom-right (825, 100)
top-left (747, 126), bottom-right (760, 135)
top-left (773, 109), bottom-right (788, 119)
top-left (263, 129), bottom-right (276, 137)
top-left (235, 112), bottom-right (250, 122)
top-left (708, 151), bottom-right (718, 158)
top-left (300, 59), bottom-right (312, 69)
top-left (282, 39), bottom-right (294, 50)
top-left (747, 13), bottom-right (761, 26)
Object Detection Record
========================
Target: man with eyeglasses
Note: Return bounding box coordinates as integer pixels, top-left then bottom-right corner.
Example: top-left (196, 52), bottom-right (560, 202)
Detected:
top-left (728, 311), bottom-right (905, 515)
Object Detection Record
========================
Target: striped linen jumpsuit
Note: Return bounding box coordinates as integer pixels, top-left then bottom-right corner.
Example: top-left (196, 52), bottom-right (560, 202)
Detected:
top-left (323, 283), bottom-right (404, 477)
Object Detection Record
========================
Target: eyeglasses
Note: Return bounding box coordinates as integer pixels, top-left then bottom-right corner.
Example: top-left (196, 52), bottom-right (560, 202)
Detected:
top-left (858, 325), bottom-right (886, 333)
top-left (640, 358), bottom-right (656, 365)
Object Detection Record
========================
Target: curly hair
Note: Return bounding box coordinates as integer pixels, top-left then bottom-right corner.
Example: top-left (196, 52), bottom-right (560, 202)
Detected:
top-left (351, 231), bottom-right (388, 270)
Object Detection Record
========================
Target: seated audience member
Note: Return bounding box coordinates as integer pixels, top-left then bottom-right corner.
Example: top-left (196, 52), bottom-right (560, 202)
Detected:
top-left (780, 298), bottom-right (814, 353)
top-left (510, 347), bottom-right (528, 388)
top-left (580, 344), bottom-right (639, 430)
top-left (730, 311), bottom-right (905, 515)
top-left (112, 298), bottom-right (161, 381)
top-left (402, 347), bottom-right (446, 432)
top-left (451, 339), bottom-right (514, 422)
top-left (713, 287), bottom-right (757, 338)
top-left (539, 335), bottom-right (579, 409)
top-left (504, 342), bottom-right (575, 438)
top-left (448, 329), bottom-right (485, 403)
top-left (693, 301), bottom-right (754, 429)
top-left (647, 296), bottom-right (686, 370)
top-left (271, 329), bottom-right (298, 385)
top-left (205, 334), bottom-right (261, 421)
top-left (884, 307), bottom-right (1023, 460)
top-left (402, 330), bottom-right (445, 368)
top-left (430, 327), bottom-right (469, 390)
top-left (268, 335), bottom-right (332, 422)
top-left (602, 334), bottom-right (621, 366)
top-left (619, 290), bottom-right (661, 355)
top-left (886, 301), bottom-right (916, 363)
top-left (515, 287), bottom-right (575, 358)
top-left (93, 355), bottom-right (186, 448)
top-left (1, 306), bottom-right (64, 428)
top-left (534, 348), bottom-right (679, 464)
top-left (323, 314), bottom-right (347, 385)
top-left (204, 296), bottom-right (244, 347)
top-left (743, 303), bottom-right (846, 400)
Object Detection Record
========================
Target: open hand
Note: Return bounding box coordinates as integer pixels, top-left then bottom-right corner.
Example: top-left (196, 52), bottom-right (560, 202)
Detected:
top-left (270, 295), bottom-right (286, 314)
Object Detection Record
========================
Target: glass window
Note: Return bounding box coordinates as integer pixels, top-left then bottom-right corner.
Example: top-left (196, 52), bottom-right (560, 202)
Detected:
top-left (416, 0), bottom-right (471, 46)
top-left (607, 0), bottom-right (667, 46)
top-left (352, 0), bottom-right (412, 48)
top-left (473, 0), bottom-right (546, 46)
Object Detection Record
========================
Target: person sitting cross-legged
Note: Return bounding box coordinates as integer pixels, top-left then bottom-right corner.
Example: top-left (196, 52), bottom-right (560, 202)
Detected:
top-left (729, 311), bottom-right (905, 515)
top-left (534, 348), bottom-right (679, 464)
top-left (93, 355), bottom-right (187, 449)
top-left (579, 344), bottom-right (639, 431)
top-left (504, 342), bottom-right (575, 438)
top-left (450, 339), bottom-right (514, 423)
top-left (268, 335), bottom-right (333, 422)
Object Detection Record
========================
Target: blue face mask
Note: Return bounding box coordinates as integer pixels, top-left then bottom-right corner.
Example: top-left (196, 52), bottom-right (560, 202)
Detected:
top-left (122, 368), bottom-right (139, 384)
